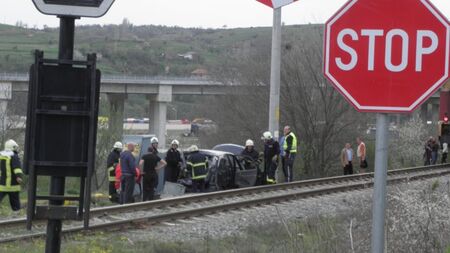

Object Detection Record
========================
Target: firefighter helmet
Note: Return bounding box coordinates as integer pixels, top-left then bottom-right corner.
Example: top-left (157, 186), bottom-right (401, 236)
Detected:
top-left (188, 145), bottom-right (199, 152)
top-left (151, 137), bottom-right (159, 144)
top-left (113, 141), bottom-right (123, 149)
top-left (245, 139), bottom-right (254, 147)
top-left (5, 139), bottom-right (18, 152)
top-left (262, 131), bottom-right (272, 140)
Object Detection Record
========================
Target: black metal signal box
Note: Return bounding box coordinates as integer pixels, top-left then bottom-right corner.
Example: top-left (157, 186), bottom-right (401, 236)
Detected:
top-left (25, 50), bottom-right (100, 227)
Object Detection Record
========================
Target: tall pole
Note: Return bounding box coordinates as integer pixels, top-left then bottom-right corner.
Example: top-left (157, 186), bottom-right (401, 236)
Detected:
top-left (371, 113), bottom-right (389, 253)
top-left (268, 7), bottom-right (282, 139)
top-left (45, 16), bottom-right (75, 253)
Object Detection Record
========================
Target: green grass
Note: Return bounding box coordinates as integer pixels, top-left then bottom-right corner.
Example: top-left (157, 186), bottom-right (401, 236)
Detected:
top-left (0, 216), bottom-right (345, 253)
top-left (0, 22), bottom-right (314, 76)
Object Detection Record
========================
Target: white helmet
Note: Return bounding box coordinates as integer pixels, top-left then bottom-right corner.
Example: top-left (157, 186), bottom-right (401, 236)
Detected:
top-left (245, 139), bottom-right (254, 147)
top-left (262, 131), bottom-right (272, 140)
top-left (5, 139), bottom-right (18, 152)
top-left (171, 139), bottom-right (180, 146)
top-left (151, 137), bottom-right (159, 144)
top-left (113, 141), bottom-right (123, 149)
top-left (188, 145), bottom-right (199, 152)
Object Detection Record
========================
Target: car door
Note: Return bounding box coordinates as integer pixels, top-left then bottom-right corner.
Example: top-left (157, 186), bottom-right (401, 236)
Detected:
top-left (233, 155), bottom-right (258, 188)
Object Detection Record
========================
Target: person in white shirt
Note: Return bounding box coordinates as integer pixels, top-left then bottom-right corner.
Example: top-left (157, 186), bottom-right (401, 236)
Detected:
top-left (340, 143), bottom-right (353, 175)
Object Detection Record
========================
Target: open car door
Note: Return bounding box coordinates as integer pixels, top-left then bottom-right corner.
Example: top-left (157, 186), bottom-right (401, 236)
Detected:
top-left (234, 155), bottom-right (258, 188)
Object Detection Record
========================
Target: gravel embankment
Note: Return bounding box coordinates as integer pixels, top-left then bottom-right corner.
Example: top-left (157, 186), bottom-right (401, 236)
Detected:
top-left (122, 175), bottom-right (450, 245)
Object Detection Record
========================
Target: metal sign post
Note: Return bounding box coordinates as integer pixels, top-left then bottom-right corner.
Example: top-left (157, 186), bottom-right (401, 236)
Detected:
top-left (323, 0), bottom-right (450, 252)
top-left (371, 113), bottom-right (388, 253)
top-left (256, 0), bottom-right (301, 138)
top-left (44, 16), bottom-right (74, 253)
top-left (268, 7), bottom-right (282, 138)
top-left (26, 1), bottom-right (113, 253)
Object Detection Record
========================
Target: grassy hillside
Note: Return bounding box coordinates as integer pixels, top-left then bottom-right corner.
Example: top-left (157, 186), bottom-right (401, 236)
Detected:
top-left (0, 22), bottom-right (277, 76)
top-left (0, 22), bottom-right (322, 76)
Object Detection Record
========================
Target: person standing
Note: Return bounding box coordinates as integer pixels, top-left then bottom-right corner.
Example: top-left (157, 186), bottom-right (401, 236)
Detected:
top-left (356, 137), bottom-right (367, 173)
top-left (430, 137), bottom-right (439, 165)
top-left (120, 143), bottom-right (136, 204)
top-left (262, 131), bottom-right (280, 184)
top-left (186, 145), bottom-right (208, 192)
top-left (165, 140), bottom-right (182, 183)
top-left (140, 147), bottom-right (166, 201)
top-left (442, 142), bottom-right (448, 164)
top-left (283, 126), bottom-right (297, 182)
top-left (106, 141), bottom-right (122, 203)
top-left (340, 143), bottom-right (354, 175)
top-left (424, 137), bottom-right (432, 166)
top-left (0, 140), bottom-right (23, 211)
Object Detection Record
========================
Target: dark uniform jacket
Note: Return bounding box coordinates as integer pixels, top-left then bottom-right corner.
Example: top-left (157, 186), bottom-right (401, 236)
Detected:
top-left (107, 149), bottom-right (121, 168)
top-left (241, 148), bottom-right (259, 161)
top-left (186, 151), bottom-right (208, 180)
top-left (264, 139), bottom-right (280, 162)
top-left (0, 151), bottom-right (23, 192)
top-left (107, 149), bottom-right (121, 181)
top-left (165, 148), bottom-right (182, 168)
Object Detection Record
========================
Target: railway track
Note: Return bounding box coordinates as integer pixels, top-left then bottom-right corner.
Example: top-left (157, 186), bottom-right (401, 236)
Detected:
top-left (0, 164), bottom-right (449, 244)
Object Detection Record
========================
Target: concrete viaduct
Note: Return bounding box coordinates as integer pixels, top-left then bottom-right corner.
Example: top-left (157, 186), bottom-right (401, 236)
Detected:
top-left (0, 73), bottom-right (229, 148)
top-left (0, 73), bottom-right (446, 146)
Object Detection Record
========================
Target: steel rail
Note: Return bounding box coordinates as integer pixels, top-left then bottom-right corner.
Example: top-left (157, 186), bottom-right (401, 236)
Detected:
top-left (0, 165), bottom-right (448, 244)
top-left (0, 164), bottom-right (446, 229)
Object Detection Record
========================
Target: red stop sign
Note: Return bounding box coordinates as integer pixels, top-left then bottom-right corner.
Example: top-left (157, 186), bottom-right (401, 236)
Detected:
top-left (324, 0), bottom-right (450, 113)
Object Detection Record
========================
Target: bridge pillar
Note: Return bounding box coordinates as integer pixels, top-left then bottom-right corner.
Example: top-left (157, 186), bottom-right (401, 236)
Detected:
top-left (148, 85), bottom-right (172, 149)
top-left (432, 102), bottom-right (440, 124)
top-left (107, 94), bottom-right (126, 142)
top-left (420, 103), bottom-right (430, 123)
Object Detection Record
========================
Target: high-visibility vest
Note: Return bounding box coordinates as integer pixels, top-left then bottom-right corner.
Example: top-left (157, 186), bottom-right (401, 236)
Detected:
top-left (283, 132), bottom-right (297, 153)
top-left (0, 152), bottom-right (23, 192)
top-left (187, 161), bottom-right (207, 180)
top-left (108, 164), bottom-right (117, 182)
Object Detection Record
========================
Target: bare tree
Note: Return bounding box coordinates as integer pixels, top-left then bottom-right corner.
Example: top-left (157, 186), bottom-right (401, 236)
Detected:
top-left (389, 114), bottom-right (429, 168)
top-left (200, 25), bottom-right (370, 178)
top-left (280, 26), bottom-right (364, 178)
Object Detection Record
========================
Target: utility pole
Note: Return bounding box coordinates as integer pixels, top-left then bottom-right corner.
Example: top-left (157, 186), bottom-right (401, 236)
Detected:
top-left (268, 7), bottom-right (282, 139)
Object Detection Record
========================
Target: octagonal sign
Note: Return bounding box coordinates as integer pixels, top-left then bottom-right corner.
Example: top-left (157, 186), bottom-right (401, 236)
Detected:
top-left (257, 0), bottom-right (299, 9)
top-left (32, 0), bottom-right (115, 17)
top-left (324, 0), bottom-right (450, 113)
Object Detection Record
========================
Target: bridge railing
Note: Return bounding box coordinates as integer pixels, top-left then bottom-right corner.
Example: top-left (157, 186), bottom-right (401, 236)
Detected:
top-left (0, 72), bottom-right (219, 83)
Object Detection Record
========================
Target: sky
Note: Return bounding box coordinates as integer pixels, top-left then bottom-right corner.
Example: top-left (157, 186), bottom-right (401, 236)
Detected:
top-left (1, 0), bottom-right (450, 29)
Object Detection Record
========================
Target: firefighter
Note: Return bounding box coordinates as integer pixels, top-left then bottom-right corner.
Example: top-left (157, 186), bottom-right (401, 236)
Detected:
top-left (283, 126), bottom-right (297, 182)
top-left (0, 140), bottom-right (23, 211)
top-left (262, 131), bottom-right (280, 184)
top-left (165, 140), bottom-right (183, 183)
top-left (106, 141), bottom-right (122, 203)
top-left (186, 145), bottom-right (208, 192)
top-left (241, 139), bottom-right (259, 161)
top-left (150, 137), bottom-right (159, 155)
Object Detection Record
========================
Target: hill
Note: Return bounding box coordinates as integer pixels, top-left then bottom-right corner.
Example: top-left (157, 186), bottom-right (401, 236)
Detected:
top-left (0, 21), bottom-right (321, 76)
top-left (0, 21), bottom-right (276, 76)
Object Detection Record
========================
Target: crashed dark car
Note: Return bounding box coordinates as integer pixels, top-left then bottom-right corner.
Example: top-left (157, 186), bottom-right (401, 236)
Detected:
top-left (181, 148), bottom-right (263, 192)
